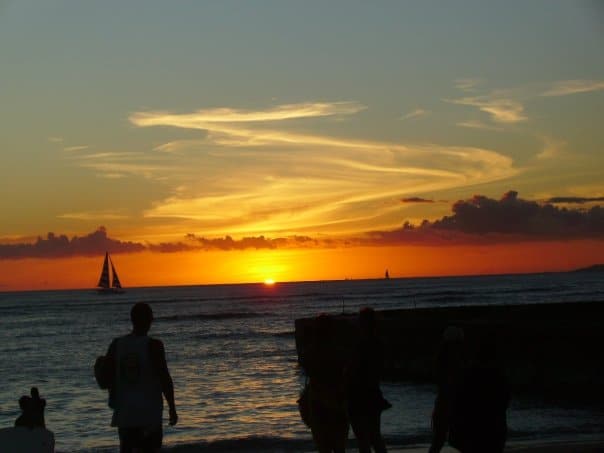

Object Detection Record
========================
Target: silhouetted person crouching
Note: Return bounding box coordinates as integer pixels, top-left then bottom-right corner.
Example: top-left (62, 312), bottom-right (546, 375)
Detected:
top-left (15, 387), bottom-right (46, 429)
top-left (104, 303), bottom-right (178, 453)
top-left (449, 335), bottom-right (510, 453)
top-left (348, 308), bottom-right (390, 453)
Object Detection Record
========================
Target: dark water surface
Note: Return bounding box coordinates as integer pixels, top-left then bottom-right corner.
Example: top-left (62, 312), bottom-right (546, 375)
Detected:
top-left (1, 273), bottom-right (603, 451)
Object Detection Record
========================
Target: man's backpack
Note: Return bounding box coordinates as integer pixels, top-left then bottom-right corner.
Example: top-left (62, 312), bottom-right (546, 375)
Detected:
top-left (94, 355), bottom-right (113, 390)
top-left (297, 380), bottom-right (311, 427)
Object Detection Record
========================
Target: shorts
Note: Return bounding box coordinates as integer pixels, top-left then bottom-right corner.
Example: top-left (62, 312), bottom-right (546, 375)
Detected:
top-left (118, 425), bottom-right (163, 453)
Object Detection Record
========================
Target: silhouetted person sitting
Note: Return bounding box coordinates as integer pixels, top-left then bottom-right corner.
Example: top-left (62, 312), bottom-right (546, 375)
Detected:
top-left (449, 335), bottom-right (510, 453)
top-left (15, 387), bottom-right (46, 429)
top-left (347, 307), bottom-right (390, 453)
top-left (429, 326), bottom-right (466, 453)
top-left (104, 302), bottom-right (178, 453)
top-left (306, 314), bottom-right (349, 453)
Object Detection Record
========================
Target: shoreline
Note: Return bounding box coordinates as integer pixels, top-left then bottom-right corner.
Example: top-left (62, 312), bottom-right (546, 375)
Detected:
top-left (155, 434), bottom-right (604, 453)
top-left (395, 439), bottom-right (604, 452)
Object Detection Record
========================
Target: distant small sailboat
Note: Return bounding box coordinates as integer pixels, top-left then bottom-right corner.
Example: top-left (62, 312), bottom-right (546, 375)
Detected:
top-left (97, 252), bottom-right (125, 294)
top-left (385, 269), bottom-right (390, 279)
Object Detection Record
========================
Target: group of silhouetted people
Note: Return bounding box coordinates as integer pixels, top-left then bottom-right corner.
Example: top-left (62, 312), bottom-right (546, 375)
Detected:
top-left (302, 311), bottom-right (510, 453)
top-left (302, 308), bottom-right (390, 453)
top-left (12, 303), bottom-right (509, 453)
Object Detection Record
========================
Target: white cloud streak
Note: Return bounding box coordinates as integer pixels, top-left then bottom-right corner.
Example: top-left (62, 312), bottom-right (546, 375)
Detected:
top-left (401, 108), bottom-right (429, 120)
top-left (542, 80), bottom-right (604, 97)
top-left (457, 120), bottom-right (503, 131)
top-left (130, 101), bottom-right (365, 127)
top-left (57, 211), bottom-right (129, 221)
top-left (63, 145), bottom-right (89, 152)
top-left (123, 101), bottom-right (520, 236)
top-left (455, 78), bottom-right (483, 92)
top-left (446, 95), bottom-right (527, 123)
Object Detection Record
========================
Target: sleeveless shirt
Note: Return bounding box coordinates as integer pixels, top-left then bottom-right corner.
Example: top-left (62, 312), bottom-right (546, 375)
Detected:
top-left (112, 334), bottom-right (163, 427)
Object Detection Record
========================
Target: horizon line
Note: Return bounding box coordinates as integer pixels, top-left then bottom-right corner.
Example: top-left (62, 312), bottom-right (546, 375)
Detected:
top-left (0, 265), bottom-right (599, 295)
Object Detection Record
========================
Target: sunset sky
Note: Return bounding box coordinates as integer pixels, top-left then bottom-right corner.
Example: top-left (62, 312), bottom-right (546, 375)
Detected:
top-left (1, 1), bottom-right (603, 290)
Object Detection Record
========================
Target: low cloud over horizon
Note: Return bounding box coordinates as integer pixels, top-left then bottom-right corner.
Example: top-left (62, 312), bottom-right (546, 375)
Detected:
top-left (400, 197), bottom-right (435, 203)
top-left (366, 191), bottom-right (604, 245)
top-left (1, 192), bottom-right (603, 259)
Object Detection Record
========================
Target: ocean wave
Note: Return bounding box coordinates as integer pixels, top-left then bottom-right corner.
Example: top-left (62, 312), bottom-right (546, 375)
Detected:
top-left (272, 330), bottom-right (295, 337)
top-left (156, 312), bottom-right (269, 322)
top-left (210, 330), bottom-right (294, 340)
top-left (424, 295), bottom-right (469, 304)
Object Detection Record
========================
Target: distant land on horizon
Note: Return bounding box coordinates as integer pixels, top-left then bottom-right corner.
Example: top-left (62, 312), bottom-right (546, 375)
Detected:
top-left (573, 263), bottom-right (604, 273)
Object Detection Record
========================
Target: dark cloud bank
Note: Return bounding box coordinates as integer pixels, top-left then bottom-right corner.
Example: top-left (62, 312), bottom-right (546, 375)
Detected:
top-left (1, 192), bottom-right (603, 259)
top-left (400, 197), bottom-right (434, 203)
top-left (546, 196), bottom-right (604, 204)
top-left (0, 227), bottom-right (145, 259)
top-left (367, 191), bottom-right (604, 245)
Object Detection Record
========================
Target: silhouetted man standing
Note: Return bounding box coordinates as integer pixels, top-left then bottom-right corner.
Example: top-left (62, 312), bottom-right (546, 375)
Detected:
top-left (105, 302), bottom-right (178, 452)
top-left (348, 308), bottom-right (389, 453)
top-left (449, 335), bottom-right (509, 453)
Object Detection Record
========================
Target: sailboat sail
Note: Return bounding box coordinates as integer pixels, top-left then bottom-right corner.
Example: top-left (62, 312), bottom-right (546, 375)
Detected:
top-left (97, 253), bottom-right (110, 288)
top-left (97, 252), bottom-right (124, 293)
top-left (110, 258), bottom-right (122, 289)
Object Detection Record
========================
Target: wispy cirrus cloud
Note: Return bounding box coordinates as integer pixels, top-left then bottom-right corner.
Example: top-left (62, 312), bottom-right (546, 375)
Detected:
top-left (536, 136), bottom-right (566, 160)
top-left (401, 108), bottom-right (429, 120)
top-left (456, 120), bottom-right (503, 131)
top-left (4, 192), bottom-right (602, 259)
top-left (63, 145), bottom-right (89, 152)
top-left (455, 78), bottom-right (483, 92)
top-left (132, 101), bottom-right (371, 150)
top-left (130, 101), bottom-right (365, 127)
top-left (139, 143), bottom-right (517, 237)
top-left (446, 95), bottom-right (527, 124)
top-left (66, 151), bottom-right (175, 180)
top-left (542, 79), bottom-right (604, 97)
top-left (57, 211), bottom-right (129, 221)
top-left (125, 100), bottom-right (519, 237)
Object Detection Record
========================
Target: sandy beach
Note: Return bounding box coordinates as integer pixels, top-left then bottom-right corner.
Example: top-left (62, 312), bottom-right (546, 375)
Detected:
top-left (390, 440), bottom-right (604, 453)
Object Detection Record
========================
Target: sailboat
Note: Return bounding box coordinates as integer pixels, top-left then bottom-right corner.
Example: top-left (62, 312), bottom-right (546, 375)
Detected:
top-left (385, 269), bottom-right (390, 280)
top-left (97, 252), bottom-right (125, 294)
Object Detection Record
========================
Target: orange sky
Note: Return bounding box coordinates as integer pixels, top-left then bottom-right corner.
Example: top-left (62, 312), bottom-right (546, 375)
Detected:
top-left (3, 240), bottom-right (602, 291)
top-left (2, 3), bottom-right (603, 291)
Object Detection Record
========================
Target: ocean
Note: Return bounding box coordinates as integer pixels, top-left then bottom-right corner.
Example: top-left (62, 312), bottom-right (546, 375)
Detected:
top-left (1, 272), bottom-right (603, 452)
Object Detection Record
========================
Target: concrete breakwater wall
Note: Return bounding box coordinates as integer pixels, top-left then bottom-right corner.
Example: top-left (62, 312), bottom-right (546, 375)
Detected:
top-left (294, 301), bottom-right (604, 402)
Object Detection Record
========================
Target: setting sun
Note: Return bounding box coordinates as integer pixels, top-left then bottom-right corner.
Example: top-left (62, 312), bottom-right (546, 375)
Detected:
top-left (264, 278), bottom-right (275, 285)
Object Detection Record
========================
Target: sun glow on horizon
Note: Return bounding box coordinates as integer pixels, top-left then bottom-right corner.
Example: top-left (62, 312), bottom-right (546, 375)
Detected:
top-left (264, 278), bottom-right (275, 285)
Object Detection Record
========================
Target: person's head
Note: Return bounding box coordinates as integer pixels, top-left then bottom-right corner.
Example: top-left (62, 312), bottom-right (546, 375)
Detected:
top-left (131, 302), bottom-right (153, 334)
